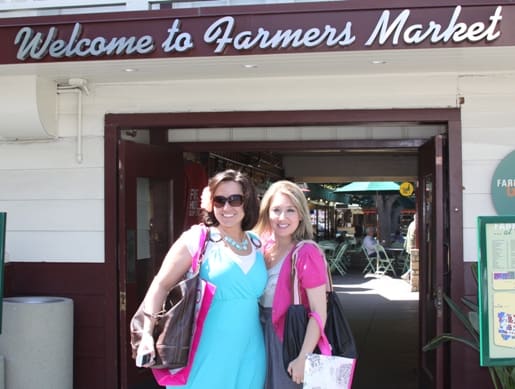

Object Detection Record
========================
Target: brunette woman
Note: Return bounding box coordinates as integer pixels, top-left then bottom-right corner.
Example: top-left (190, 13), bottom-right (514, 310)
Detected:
top-left (136, 169), bottom-right (266, 388)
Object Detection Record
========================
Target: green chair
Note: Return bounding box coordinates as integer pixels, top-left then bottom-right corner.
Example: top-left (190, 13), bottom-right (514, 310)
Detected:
top-left (374, 244), bottom-right (397, 277)
top-left (328, 243), bottom-right (349, 276)
top-left (362, 245), bottom-right (376, 274)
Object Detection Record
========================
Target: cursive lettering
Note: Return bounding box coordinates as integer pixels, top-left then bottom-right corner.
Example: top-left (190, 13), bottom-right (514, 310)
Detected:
top-left (366, 5), bottom-right (502, 46)
top-left (11, 5), bottom-right (505, 62)
top-left (204, 16), bottom-right (355, 53)
top-left (161, 19), bottom-right (194, 53)
top-left (15, 23), bottom-right (155, 60)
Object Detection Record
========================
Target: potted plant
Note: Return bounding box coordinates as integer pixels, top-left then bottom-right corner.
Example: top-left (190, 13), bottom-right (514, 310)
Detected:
top-left (423, 263), bottom-right (515, 389)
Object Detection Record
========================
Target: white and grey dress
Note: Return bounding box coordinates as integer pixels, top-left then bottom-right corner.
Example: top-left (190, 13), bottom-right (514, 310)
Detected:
top-left (259, 255), bottom-right (302, 389)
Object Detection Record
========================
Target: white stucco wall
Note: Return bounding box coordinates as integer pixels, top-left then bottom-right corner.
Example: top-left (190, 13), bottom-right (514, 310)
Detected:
top-left (1, 71), bottom-right (513, 262)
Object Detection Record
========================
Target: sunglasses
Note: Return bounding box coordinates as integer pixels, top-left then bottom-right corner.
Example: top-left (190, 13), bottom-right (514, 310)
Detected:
top-left (213, 194), bottom-right (244, 208)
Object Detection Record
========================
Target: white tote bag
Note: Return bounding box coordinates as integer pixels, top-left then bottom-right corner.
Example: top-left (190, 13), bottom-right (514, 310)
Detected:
top-left (302, 312), bottom-right (356, 389)
top-left (303, 353), bottom-right (356, 389)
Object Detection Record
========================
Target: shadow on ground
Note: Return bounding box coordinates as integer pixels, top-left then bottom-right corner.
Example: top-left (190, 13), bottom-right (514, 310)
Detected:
top-left (334, 270), bottom-right (419, 389)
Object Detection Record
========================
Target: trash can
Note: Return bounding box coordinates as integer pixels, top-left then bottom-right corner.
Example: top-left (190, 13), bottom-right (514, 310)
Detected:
top-left (0, 296), bottom-right (73, 389)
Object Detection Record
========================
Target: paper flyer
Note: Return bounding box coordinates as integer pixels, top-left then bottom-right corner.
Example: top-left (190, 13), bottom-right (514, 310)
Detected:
top-left (493, 292), bottom-right (515, 348)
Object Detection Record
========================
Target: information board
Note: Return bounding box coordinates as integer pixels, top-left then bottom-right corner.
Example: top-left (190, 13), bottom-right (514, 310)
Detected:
top-left (477, 216), bottom-right (515, 366)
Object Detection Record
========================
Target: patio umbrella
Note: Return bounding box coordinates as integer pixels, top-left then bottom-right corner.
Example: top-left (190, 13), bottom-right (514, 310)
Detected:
top-left (333, 181), bottom-right (401, 242)
top-left (333, 181), bottom-right (400, 193)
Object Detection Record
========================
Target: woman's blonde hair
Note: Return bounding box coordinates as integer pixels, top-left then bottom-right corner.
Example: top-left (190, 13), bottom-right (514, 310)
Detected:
top-left (255, 180), bottom-right (313, 242)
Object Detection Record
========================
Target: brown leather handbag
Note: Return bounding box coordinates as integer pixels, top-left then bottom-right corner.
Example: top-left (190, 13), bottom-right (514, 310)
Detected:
top-left (130, 226), bottom-right (210, 369)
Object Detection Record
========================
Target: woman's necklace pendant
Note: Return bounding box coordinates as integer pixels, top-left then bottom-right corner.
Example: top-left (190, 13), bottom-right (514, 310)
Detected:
top-left (224, 235), bottom-right (249, 251)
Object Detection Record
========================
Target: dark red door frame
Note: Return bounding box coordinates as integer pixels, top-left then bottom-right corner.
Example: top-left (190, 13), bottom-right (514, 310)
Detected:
top-left (104, 108), bottom-right (464, 389)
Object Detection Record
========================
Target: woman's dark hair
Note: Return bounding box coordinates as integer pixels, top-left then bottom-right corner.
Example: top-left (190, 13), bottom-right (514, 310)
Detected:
top-left (202, 169), bottom-right (259, 230)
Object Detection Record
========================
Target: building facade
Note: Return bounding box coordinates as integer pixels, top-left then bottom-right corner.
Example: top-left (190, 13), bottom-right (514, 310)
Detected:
top-left (1, 1), bottom-right (515, 388)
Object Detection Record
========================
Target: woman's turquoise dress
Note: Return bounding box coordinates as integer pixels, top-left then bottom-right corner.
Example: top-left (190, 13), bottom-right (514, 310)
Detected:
top-left (170, 231), bottom-right (267, 389)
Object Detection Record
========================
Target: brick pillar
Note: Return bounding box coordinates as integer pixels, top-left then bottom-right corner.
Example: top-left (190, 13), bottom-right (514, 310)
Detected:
top-left (410, 249), bottom-right (419, 292)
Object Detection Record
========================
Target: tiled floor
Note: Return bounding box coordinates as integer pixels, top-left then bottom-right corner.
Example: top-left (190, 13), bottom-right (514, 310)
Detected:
top-left (334, 271), bottom-right (420, 389)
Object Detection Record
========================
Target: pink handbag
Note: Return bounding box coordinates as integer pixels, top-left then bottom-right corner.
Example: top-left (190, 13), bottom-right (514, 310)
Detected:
top-left (151, 226), bottom-right (216, 386)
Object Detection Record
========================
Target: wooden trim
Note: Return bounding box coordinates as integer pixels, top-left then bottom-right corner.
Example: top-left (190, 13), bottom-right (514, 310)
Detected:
top-left (105, 108), bottom-right (461, 128)
top-left (447, 115), bottom-right (466, 389)
top-left (105, 107), bottom-right (465, 389)
top-left (104, 119), bottom-right (119, 389)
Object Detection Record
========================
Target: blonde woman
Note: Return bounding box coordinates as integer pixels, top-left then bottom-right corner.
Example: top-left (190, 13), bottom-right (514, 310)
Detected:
top-left (254, 180), bottom-right (328, 388)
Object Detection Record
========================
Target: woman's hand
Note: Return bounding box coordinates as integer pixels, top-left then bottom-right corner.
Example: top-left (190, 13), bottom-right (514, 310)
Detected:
top-left (287, 355), bottom-right (306, 385)
top-left (136, 332), bottom-right (156, 367)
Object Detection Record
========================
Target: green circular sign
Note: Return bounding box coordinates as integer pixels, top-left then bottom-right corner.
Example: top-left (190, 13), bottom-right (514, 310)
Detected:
top-left (491, 150), bottom-right (515, 215)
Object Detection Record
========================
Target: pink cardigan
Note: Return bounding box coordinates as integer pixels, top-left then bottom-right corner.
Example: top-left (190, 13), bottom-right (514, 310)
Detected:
top-left (271, 241), bottom-right (328, 341)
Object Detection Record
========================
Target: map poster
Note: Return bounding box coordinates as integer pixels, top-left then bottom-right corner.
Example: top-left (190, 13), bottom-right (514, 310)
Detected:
top-left (478, 216), bottom-right (515, 366)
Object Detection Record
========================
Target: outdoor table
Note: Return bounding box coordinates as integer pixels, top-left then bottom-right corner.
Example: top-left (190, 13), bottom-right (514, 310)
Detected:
top-left (318, 240), bottom-right (339, 256)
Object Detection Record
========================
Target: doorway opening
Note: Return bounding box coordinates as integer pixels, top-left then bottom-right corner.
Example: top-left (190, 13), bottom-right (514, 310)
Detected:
top-left (176, 150), bottom-right (420, 389)
top-left (105, 108), bottom-right (464, 389)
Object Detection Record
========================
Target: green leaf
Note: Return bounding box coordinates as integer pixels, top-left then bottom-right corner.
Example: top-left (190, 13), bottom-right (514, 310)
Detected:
top-left (492, 366), bottom-right (515, 389)
top-left (488, 367), bottom-right (501, 389)
top-left (461, 296), bottom-right (478, 312)
top-left (423, 333), bottom-right (479, 352)
top-left (443, 294), bottom-right (479, 342)
top-left (470, 262), bottom-right (478, 283)
top-left (501, 366), bottom-right (515, 388)
top-left (468, 312), bottom-right (479, 333)
top-left (422, 262), bottom-right (515, 389)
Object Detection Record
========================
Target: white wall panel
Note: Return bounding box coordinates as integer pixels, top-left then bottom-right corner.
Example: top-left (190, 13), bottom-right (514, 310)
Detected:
top-left (0, 200), bottom-right (103, 230)
top-left (458, 73), bottom-right (515, 95)
top-left (462, 194), bottom-right (495, 229)
top-left (462, 160), bottom-right (496, 194)
top-left (0, 137), bottom-right (103, 169)
top-left (57, 92), bottom-right (105, 138)
top-left (458, 73), bottom-right (515, 262)
top-left (461, 110), bottom-right (515, 135)
top-left (463, 227), bottom-right (479, 262)
top-left (0, 168), bottom-right (103, 200)
top-left (7, 231), bottom-right (104, 262)
top-left (462, 143), bottom-right (515, 161)
top-left (0, 137), bottom-right (105, 262)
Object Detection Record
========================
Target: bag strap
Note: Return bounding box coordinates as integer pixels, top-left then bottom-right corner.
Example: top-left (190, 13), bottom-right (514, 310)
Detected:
top-left (309, 311), bottom-right (332, 356)
top-left (290, 240), bottom-right (322, 304)
top-left (191, 225), bottom-right (210, 273)
top-left (325, 264), bottom-right (334, 292)
top-left (290, 241), bottom-right (305, 305)
top-left (290, 240), bottom-right (333, 304)
top-left (290, 240), bottom-right (334, 355)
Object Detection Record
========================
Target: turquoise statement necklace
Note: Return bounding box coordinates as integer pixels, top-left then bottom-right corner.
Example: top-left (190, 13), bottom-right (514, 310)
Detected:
top-left (224, 234), bottom-right (249, 251)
